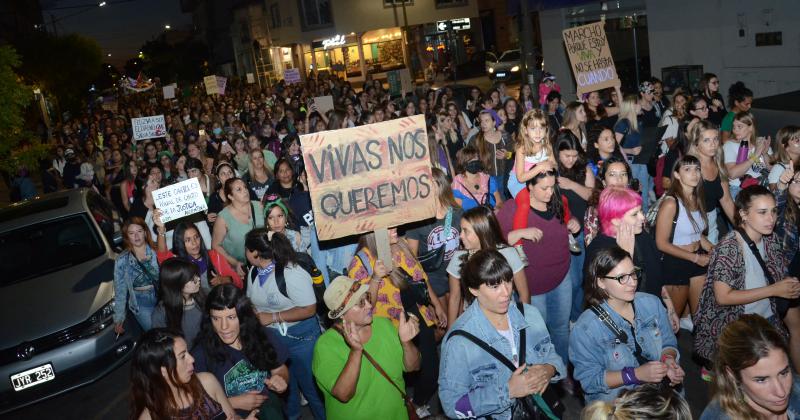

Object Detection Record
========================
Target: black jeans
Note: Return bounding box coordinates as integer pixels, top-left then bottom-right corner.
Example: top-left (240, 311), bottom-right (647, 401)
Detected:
top-left (400, 287), bottom-right (439, 406)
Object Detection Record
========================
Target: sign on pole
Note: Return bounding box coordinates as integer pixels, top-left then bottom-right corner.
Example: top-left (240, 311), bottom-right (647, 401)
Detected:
top-left (300, 115), bottom-right (436, 241)
top-left (284, 68), bottom-right (301, 85)
top-left (131, 115), bottom-right (166, 141)
top-left (203, 75), bottom-right (219, 95)
top-left (153, 178), bottom-right (208, 223)
top-left (562, 21), bottom-right (620, 95)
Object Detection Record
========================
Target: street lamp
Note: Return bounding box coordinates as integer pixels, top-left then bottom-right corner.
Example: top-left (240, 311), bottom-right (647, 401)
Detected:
top-left (164, 24), bottom-right (171, 30)
top-left (99, 2), bottom-right (106, 6)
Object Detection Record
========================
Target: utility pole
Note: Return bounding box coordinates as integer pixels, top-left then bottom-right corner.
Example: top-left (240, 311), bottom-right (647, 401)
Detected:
top-left (399, 0), bottom-right (413, 78)
top-left (519, 0), bottom-right (537, 100)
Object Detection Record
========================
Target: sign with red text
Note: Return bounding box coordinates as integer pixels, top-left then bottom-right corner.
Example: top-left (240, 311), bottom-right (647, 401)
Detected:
top-left (562, 21), bottom-right (620, 95)
top-left (301, 115), bottom-right (436, 240)
top-left (131, 115), bottom-right (166, 141)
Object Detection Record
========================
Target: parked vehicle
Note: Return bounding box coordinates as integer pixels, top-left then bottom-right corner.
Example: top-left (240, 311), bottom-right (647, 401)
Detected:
top-left (0, 189), bottom-right (140, 414)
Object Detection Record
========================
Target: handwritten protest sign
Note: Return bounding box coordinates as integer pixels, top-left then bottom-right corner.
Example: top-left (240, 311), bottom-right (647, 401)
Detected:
top-left (387, 69), bottom-right (413, 96)
top-left (153, 178), bottom-right (208, 223)
top-left (246, 73), bottom-right (255, 84)
top-left (301, 115), bottom-right (436, 241)
top-left (163, 84), bottom-right (176, 99)
top-left (132, 115), bottom-right (166, 141)
top-left (562, 21), bottom-right (620, 95)
top-left (284, 68), bottom-right (301, 85)
top-left (204, 75), bottom-right (219, 95)
top-left (311, 95), bottom-right (334, 116)
top-left (216, 76), bottom-right (227, 95)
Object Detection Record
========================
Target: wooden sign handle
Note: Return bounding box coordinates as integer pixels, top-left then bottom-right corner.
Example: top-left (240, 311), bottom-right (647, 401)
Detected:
top-left (374, 228), bottom-right (394, 272)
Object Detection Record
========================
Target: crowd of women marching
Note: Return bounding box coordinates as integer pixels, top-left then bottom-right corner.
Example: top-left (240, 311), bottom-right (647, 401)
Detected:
top-left (40, 69), bottom-right (800, 419)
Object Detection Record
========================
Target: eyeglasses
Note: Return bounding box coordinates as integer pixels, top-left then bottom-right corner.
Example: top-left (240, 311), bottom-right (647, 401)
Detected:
top-left (602, 267), bottom-right (642, 285)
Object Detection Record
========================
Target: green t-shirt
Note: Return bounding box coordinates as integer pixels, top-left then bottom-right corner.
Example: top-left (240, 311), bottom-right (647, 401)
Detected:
top-left (720, 111), bottom-right (735, 132)
top-left (312, 317), bottom-right (408, 420)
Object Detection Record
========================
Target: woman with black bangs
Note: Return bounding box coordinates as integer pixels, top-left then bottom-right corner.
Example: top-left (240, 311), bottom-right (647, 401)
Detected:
top-left (154, 209), bottom-right (241, 290)
top-left (130, 329), bottom-right (256, 420)
top-left (151, 258), bottom-right (206, 349)
top-left (192, 284), bottom-right (290, 418)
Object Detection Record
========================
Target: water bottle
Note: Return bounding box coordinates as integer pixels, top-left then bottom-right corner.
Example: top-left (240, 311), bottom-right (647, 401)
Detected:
top-left (736, 139), bottom-right (750, 164)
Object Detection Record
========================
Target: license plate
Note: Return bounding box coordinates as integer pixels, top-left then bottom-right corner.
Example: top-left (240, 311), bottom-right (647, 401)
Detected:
top-left (11, 363), bottom-right (55, 391)
top-left (497, 72), bottom-right (507, 78)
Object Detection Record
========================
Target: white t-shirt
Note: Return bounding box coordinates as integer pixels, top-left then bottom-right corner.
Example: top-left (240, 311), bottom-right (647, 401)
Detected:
top-left (742, 239), bottom-right (774, 319)
top-left (769, 162), bottom-right (788, 186)
top-left (246, 264), bottom-right (316, 328)
top-left (446, 247), bottom-right (525, 279)
top-left (723, 140), bottom-right (771, 188)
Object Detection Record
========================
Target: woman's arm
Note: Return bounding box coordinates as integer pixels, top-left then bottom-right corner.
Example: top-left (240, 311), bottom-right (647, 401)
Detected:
top-left (720, 181), bottom-right (735, 221)
top-left (331, 348), bottom-right (363, 402)
top-left (713, 281), bottom-right (778, 306)
top-left (258, 305), bottom-right (317, 325)
top-left (654, 198), bottom-right (703, 262)
top-left (514, 145), bottom-right (528, 181)
top-left (120, 180), bottom-right (131, 212)
top-left (447, 275), bottom-right (462, 327)
top-left (406, 238), bottom-right (420, 257)
top-left (725, 155), bottom-right (757, 180)
top-left (513, 270), bottom-right (530, 305)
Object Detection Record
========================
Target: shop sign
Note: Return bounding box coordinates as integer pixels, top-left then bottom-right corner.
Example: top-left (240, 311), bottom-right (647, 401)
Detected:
top-left (322, 34), bottom-right (346, 50)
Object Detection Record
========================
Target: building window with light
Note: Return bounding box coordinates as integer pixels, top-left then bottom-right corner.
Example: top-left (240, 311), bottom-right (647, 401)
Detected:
top-left (435, 0), bottom-right (468, 8)
top-left (298, 0), bottom-right (332, 30)
top-left (383, 0), bottom-right (413, 7)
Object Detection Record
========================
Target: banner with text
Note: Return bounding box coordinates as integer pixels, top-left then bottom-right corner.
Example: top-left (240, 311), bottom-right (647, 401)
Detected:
top-left (301, 115), bottom-right (436, 240)
top-left (562, 21), bottom-right (620, 95)
top-left (132, 115), bottom-right (166, 141)
top-left (153, 178), bottom-right (208, 223)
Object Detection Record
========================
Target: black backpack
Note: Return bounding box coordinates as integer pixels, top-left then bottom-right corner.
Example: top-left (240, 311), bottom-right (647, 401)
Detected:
top-left (248, 252), bottom-right (328, 320)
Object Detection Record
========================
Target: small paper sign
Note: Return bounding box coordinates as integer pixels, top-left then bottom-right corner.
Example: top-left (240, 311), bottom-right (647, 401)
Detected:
top-left (311, 95), bottom-right (334, 116)
top-left (246, 73), bottom-right (255, 84)
top-left (216, 76), bottom-right (227, 95)
top-left (204, 75), bottom-right (219, 95)
top-left (153, 178), bottom-right (208, 223)
top-left (131, 115), bottom-right (166, 141)
top-left (162, 84), bottom-right (176, 99)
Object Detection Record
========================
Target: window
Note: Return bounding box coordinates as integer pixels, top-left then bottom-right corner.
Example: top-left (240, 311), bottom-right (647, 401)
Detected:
top-left (298, 0), bottom-right (332, 30)
top-left (435, 0), bottom-right (467, 8)
top-left (269, 3), bottom-right (281, 29)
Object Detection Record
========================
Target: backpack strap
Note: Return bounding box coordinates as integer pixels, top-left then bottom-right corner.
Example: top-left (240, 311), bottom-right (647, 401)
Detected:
top-left (276, 263), bottom-right (289, 299)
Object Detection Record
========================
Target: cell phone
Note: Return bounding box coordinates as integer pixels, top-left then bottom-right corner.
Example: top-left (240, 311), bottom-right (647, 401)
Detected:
top-left (199, 129), bottom-right (206, 136)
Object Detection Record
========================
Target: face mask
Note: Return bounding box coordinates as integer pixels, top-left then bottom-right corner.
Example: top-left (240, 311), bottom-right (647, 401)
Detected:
top-left (213, 127), bottom-right (222, 136)
top-left (465, 160), bottom-right (483, 174)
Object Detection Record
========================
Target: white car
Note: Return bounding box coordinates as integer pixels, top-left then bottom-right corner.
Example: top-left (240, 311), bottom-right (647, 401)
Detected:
top-left (486, 49), bottom-right (521, 81)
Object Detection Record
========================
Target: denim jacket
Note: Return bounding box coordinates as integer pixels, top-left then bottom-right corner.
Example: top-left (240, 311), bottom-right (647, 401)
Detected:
top-left (439, 300), bottom-right (566, 419)
top-left (569, 292), bottom-right (678, 403)
top-left (113, 246), bottom-right (159, 324)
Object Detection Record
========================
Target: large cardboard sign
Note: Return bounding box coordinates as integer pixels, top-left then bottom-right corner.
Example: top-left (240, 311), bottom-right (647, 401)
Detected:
top-left (562, 22), bottom-right (620, 95)
top-left (153, 178), bottom-right (208, 223)
top-left (132, 115), bottom-right (166, 141)
top-left (203, 75), bottom-right (219, 95)
top-left (284, 68), bottom-right (301, 85)
top-left (301, 115), bottom-right (436, 240)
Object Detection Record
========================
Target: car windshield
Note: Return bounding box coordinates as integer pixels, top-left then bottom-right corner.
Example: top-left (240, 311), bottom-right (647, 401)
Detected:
top-left (0, 214), bottom-right (105, 285)
top-left (500, 51), bottom-right (520, 62)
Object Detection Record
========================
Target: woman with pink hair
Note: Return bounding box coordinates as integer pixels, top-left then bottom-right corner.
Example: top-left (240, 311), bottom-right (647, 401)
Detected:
top-left (584, 187), bottom-right (679, 332)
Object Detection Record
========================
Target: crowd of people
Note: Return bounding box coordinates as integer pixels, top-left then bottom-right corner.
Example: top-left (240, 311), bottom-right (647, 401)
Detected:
top-left (32, 67), bottom-right (800, 419)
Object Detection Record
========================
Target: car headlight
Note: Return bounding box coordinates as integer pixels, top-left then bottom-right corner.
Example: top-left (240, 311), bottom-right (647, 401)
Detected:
top-left (511, 65), bottom-right (520, 72)
top-left (488, 67), bottom-right (494, 74)
top-left (81, 301), bottom-right (115, 337)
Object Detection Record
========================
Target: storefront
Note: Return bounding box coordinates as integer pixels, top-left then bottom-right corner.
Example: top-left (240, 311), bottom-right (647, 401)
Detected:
top-left (422, 17), bottom-right (478, 72)
top-left (303, 27), bottom-right (407, 81)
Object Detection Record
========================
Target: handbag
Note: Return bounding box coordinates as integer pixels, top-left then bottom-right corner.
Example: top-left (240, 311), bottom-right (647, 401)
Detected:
top-left (334, 328), bottom-right (420, 420)
top-left (416, 208), bottom-right (454, 272)
top-left (448, 302), bottom-right (563, 420)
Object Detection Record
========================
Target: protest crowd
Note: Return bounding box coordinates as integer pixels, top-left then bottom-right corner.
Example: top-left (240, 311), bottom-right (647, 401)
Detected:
top-left (27, 58), bottom-right (800, 420)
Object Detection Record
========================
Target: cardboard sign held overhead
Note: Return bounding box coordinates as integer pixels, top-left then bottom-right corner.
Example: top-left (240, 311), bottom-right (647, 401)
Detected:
top-left (311, 95), bottom-right (334, 116)
top-left (132, 115), bottom-right (166, 141)
top-left (562, 21), bottom-right (620, 95)
top-left (300, 115), bottom-right (437, 241)
top-left (216, 76), bottom-right (227, 95)
top-left (163, 84), bottom-right (176, 99)
top-left (153, 178), bottom-right (208, 223)
top-left (246, 73), bottom-right (255, 84)
top-left (203, 75), bottom-right (219, 95)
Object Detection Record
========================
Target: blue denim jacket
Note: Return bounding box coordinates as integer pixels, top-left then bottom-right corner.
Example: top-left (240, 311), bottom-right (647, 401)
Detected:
top-left (569, 292), bottom-right (678, 403)
top-left (113, 246), bottom-right (159, 324)
top-left (439, 300), bottom-right (566, 419)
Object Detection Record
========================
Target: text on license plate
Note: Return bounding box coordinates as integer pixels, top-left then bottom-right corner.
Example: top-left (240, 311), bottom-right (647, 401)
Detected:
top-left (11, 363), bottom-right (55, 391)
top-left (497, 72), bottom-right (507, 77)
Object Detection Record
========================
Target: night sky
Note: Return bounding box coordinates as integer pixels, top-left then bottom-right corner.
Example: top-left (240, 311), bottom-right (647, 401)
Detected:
top-left (42, 0), bottom-right (192, 67)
